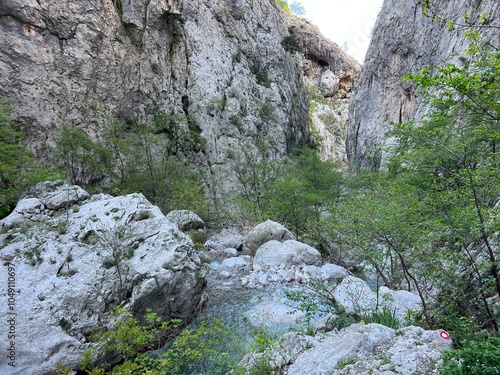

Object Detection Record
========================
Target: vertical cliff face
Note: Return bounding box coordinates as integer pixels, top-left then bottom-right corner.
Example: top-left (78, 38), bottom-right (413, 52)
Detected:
top-left (0, 0), bottom-right (312, 193)
top-left (346, 0), bottom-right (500, 168)
top-left (286, 16), bottom-right (361, 163)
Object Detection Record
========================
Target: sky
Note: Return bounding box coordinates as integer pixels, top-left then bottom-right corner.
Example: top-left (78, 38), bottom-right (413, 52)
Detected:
top-left (299, 0), bottom-right (384, 62)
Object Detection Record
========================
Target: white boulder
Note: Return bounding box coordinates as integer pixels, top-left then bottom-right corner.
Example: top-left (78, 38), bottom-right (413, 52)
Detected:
top-left (166, 209), bottom-right (205, 231)
top-left (0, 185), bottom-right (205, 374)
top-left (246, 220), bottom-right (294, 251)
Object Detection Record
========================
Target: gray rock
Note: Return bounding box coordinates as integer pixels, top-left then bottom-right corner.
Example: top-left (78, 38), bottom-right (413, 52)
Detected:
top-left (246, 220), bottom-right (294, 251)
top-left (0, 0), bottom-right (320, 199)
top-left (166, 210), bottom-right (205, 231)
top-left (313, 313), bottom-right (337, 334)
top-left (347, 0), bottom-right (500, 168)
top-left (254, 240), bottom-right (300, 268)
top-left (333, 276), bottom-right (377, 315)
top-left (241, 331), bottom-right (316, 371)
top-left (282, 240), bottom-right (322, 265)
top-left (320, 70), bottom-right (340, 97)
top-left (379, 286), bottom-right (422, 322)
top-left (223, 247), bottom-right (239, 257)
top-left (24, 180), bottom-right (89, 210)
top-left (321, 263), bottom-right (349, 280)
top-left (1, 182), bottom-right (90, 229)
top-left (287, 324), bottom-right (395, 375)
top-left (302, 265), bottom-right (322, 278)
top-left (284, 323), bottom-right (451, 375)
top-left (0, 185), bottom-right (205, 375)
top-left (204, 229), bottom-right (245, 252)
top-left (220, 256), bottom-right (250, 269)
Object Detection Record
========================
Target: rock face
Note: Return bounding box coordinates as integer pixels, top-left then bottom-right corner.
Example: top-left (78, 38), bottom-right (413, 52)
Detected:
top-left (287, 16), bottom-right (361, 162)
top-left (347, 0), bottom-right (500, 168)
top-left (0, 0), bottom-right (311, 196)
top-left (0, 0), bottom-right (361, 196)
top-left (0, 182), bottom-right (205, 374)
top-left (283, 324), bottom-right (452, 375)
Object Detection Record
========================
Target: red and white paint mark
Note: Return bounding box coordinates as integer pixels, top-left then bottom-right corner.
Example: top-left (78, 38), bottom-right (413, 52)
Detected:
top-left (439, 330), bottom-right (451, 340)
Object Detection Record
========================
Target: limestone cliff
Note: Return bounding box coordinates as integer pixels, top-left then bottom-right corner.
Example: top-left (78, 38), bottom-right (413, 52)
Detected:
top-left (287, 16), bottom-right (361, 162)
top-left (0, 0), bottom-right (361, 193)
top-left (347, 0), bottom-right (500, 168)
top-left (0, 0), bottom-right (307, 193)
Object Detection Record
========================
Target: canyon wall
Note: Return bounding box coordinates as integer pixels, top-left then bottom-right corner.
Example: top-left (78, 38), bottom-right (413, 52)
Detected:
top-left (347, 0), bottom-right (500, 168)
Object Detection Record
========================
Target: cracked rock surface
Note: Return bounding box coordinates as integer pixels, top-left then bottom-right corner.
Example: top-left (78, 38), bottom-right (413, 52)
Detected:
top-left (0, 181), bottom-right (205, 374)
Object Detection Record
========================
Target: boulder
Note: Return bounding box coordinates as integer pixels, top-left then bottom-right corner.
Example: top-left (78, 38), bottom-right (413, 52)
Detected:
top-left (166, 209), bottom-right (205, 231)
top-left (321, 263), bottom-right (349, 280)
top-left (254, 240), bottom-right (301, 267)
top-left (284, 324), bottom-right (452, 375)
top-left (23, 180), bottom-right (90, 210)
top-left (332, 276), bottom-right (422, 323)
top-left (254, 240), bottom-right (319, 268)
top-left (379, 286), bottom-right (422, 322)
top-left (286, 324), bottom-right (394, 375)
top-left (302, 265), bottom-right (322, 278)
top-left (282, 240), bottom-right (321, 265)
top-left (333, 276), bottom-right (377, 315)
top-left (1, 181), bottom-right (89, 228)
top-left (204, 228), bottom-right (245, 252)
top-left (246, 220), bottom-right (294, 251)
top-left (0, 185), bottom-right (205, 374)
top-left (223, 247), bottom-right (239, 257)
top-left (319, 69), bottom-right (340, 97)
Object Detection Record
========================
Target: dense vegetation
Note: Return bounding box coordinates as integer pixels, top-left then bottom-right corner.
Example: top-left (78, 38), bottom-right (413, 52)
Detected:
top-left (0, 100), bottom-right (61, 217)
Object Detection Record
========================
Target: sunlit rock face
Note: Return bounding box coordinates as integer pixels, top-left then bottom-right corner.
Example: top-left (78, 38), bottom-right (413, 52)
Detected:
top-left (347, 0), bottom-right (500, 169)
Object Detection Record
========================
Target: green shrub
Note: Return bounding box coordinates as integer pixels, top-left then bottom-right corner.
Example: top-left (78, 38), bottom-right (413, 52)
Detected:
top-left (0, 99), bottom-right (61, 218)
top-left (363, 308), bottom-right (400, 329)
top-left (80, 307), bottom-right (248, 375)
top-left (281, 35), bottom-right (303, 53)
top-left (274, 0), bottom-right (291, 14)
top-left (336, 358), bottom-right (356, 370)
top-left (186, 229), bottom-right (208, 251)
top-left (440, 335), bottom-right (500, 375)
top-left (53, 125), bottom-right (112, 187)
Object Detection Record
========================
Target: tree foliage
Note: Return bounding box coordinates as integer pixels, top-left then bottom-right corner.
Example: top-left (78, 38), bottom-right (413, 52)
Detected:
top-left (80, 308), bottom-right (249, 375)
top-left (233, 146), bottom-right (343, 241)
top-left (0, 99), bottom-right (60, 217)
top-left (54, 125), bottom-right (112, 187)
top-left (52, 115), bottom-right (208, 217)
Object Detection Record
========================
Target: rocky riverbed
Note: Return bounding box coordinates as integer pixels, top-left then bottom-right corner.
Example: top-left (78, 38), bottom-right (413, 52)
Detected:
top-left (0, 182), bottom-right (453, 374)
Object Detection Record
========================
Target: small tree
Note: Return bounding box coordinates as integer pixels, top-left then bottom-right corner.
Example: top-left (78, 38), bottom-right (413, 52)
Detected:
top-left (388, 38), bottom-right (500, 330)
top-left (95, 224), bottom-right (135, 301)
top-left (54, 125), bottom-right (112, 186)
top-left (0, 99), bottom-right (60, 217)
